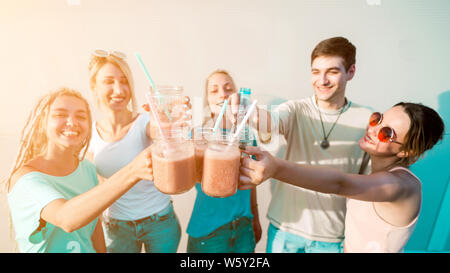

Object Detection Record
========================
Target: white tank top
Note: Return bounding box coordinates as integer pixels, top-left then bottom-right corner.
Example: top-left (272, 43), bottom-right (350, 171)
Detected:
top-left (344, 166), bottom-right (421, 252)
top-left (89, 113), bottom-right (171, 221)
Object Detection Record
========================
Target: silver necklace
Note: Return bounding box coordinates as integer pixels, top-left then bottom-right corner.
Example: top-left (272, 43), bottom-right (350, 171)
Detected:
top-left (317, 101), bottom-right (346, 149)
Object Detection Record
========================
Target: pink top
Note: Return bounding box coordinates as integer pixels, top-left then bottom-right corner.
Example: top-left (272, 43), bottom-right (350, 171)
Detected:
top-left (344, 167), bottom-right (421, 253)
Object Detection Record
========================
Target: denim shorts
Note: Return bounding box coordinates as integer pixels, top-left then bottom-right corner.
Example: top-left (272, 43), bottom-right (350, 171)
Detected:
top-left (102, 203), bottom-right (181, 253)
top-left (266, 223), bottom-right (343, 253)
top-left (187, 217), bottom-right (256, 253)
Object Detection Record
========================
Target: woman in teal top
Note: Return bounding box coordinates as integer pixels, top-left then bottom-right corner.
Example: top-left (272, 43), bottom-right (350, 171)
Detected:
top-left (186, 70), bottom-right (261, 253)
top-left (6, 88), bottom-right (154, 253)
top-left (8, 160), bottom-right (100, 253)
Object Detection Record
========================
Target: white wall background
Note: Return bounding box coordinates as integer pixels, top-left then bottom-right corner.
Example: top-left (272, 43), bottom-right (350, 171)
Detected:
top-left (1, 0), bottom-right (449, 252)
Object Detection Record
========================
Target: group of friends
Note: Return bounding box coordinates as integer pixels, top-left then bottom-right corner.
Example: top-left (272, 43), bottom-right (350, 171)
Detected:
top-left (4, 36), bottom-right (445, 253)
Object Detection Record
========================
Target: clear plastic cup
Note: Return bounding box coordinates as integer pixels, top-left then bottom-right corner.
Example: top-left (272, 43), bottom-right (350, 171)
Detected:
top-left (151, 130), bottom-right (196, 194)
top-left (202, 131), bottom-right (241, 197)
top-left (149, 85), bottom-right (191, 140)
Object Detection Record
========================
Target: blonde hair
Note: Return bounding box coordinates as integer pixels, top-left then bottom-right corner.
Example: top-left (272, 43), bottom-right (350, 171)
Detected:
top-left (88, 54), bottom-right (138, 114)
top-left (2, 88), bottom-right (92, 252)
top-left (202, 69), bottom-right (237, 126)
top-left (4, 88), bottom-right (92, 192)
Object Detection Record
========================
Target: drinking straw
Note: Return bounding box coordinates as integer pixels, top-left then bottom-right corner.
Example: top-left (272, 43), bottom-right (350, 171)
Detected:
top-left (145, 93), bottom-right (166, 140)
top-left (213, 99), bottom-right (228, 133)
top-left (135, 53), bottom-right (172, 122)
top-left (232, 100), bottom-right (258, 140)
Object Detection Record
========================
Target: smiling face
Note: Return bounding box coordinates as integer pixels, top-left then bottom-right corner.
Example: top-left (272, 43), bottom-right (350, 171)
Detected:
top-left (359, 106), bottom-right (411, 159)
top-left (311, 55), bottom-right (355, 109)
top-left (206, 72), bottom-right (236, 114)
top-left (94, 62), bottom-right (131, 112)
top-left (46, 95), bottom-right (90, 152)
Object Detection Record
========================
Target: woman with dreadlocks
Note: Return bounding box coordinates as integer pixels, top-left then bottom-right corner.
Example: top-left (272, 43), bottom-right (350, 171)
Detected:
top-left (6, 88), bottom-right (153, 253)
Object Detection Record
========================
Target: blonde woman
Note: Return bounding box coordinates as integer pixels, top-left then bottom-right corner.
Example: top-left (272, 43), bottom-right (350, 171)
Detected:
top-left (6, 88), bottom-right (153, 253)
top-left (186, 70), bottom-right (262, 253)
top-left (87, 50), bottom-right (181, 253)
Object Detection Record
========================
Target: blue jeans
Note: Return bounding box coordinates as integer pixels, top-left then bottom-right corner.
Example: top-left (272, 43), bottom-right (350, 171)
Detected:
top-left (187, 217), bottom-right (255, 253)
top-left (266, 223), bottom-right (343, 253)
top-left (102, 204), bottom-right (181, 253)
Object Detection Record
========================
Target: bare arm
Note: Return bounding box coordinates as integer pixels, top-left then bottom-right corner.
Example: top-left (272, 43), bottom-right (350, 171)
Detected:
top-left (91, 218), bottom-right (106, 253)
top-left (239, 146), bottom-right (419, 203)
top-left (274, 158), bottom-right (417, 202)
top-left (254, 107), bottom-right (273, 143)
top-left (228, 93), bottom-right (272, 142)
top-left (40, 147), bottom-right (153, 233)
top-left (250, 188), bottom-right (258, 215)
top-left (250, 188), bottom-right (262, 243)
top-left (142, 97), bottom-right (192, 140)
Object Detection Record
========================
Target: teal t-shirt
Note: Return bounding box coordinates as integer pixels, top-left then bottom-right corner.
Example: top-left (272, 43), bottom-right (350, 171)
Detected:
top-left (187, 185), bottom-right (253, 238)
top-left (7, 159), bottom-right (99, 253)
top-left (186, 133), bottom-right (256, 238)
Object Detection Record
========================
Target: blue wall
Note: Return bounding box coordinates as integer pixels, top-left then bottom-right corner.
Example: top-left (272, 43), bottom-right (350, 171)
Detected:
top-left (405, 90), bottom-right (450, 252)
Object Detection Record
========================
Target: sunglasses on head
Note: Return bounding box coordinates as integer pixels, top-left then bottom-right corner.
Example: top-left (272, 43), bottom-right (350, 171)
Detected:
top-left (369, 112), bottom-right (403, 145)
top-left (92, 49), bottom-right (126, 59)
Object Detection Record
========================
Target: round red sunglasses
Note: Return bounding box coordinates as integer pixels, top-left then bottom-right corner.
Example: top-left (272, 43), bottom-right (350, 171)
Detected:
top-left (369, 112), bottom-right (403, 145)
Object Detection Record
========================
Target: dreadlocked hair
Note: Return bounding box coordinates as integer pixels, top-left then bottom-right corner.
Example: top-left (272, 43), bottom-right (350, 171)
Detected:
top-left (4, 87), bottom-right (92, 193)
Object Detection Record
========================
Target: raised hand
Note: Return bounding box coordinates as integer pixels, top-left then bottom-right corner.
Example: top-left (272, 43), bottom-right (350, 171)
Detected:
top-left (227, 92), bottom-right (260, 129)
top-left (129, 145), bottom-right (153, 182)
top-left (143, 96), bottom-right (192, 139)
top-left (238, 146), bottom-right (278, 190)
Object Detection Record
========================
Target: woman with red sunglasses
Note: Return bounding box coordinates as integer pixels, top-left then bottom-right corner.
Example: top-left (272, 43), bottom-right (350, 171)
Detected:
top-left (239, 102), bottom-right (444, 252)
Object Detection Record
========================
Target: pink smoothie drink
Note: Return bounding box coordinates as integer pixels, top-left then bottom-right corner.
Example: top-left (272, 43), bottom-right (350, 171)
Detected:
top-left (194, 144), bottom-right (207, 183)
top-left (192, 127), bottom-right (213, 183)
top-left (152, 150), bottom-right (196, 194)
top-left (202, 145), bottom-right (241, 197)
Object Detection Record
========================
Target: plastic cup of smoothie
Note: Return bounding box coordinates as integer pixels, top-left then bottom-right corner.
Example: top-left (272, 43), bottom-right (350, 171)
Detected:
top-left (191, 127), bottom-right (214, 183)
top-left (201, 131), bottom-right (241, 197)
top-left (151, 131), bottom-right (196, 194)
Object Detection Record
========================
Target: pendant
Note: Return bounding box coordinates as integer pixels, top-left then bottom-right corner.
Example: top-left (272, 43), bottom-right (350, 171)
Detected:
top-left (320, 139), bottom-right (330, 149)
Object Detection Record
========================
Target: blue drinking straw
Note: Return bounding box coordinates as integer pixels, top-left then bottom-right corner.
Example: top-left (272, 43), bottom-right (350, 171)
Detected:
top-left (134, 53), bottom-right (172, 122)
top-left (213, 99), bottom-right (228, 133)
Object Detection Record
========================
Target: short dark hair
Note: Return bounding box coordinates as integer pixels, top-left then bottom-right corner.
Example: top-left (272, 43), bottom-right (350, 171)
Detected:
top-left (394, 102), bottom-right (445, 165)
top-left (311, 37), bottom-right (356, 71)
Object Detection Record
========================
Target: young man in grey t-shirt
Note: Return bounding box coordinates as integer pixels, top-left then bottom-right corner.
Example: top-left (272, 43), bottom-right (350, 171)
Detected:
top-left (232, 37), bottom-right (372, 252)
